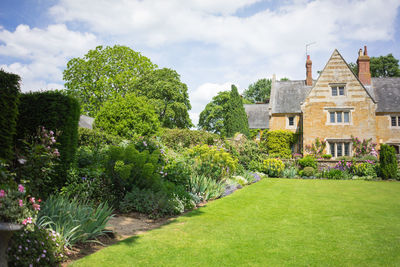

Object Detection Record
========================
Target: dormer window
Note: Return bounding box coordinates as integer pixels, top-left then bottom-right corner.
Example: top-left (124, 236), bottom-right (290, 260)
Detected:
top-left (331, 84), bottom-right (345, 96)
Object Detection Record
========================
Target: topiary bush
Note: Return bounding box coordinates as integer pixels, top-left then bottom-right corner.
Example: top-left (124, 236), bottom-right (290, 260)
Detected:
top-left (16, 91), bottom-right (80, 189)
top-left (302, 166), bottom-right (315, 177)
top-left (94, 93), bottom-right (160, 140)
top-left (298, 155), bottom-right (318, 169)
top-left (265, 130), bottom-right (295, 158)
top-left (263, 158), bottom-right (284, 177)
top-left (78, 127), bottom-right (123, 147)
top-left (379, 144), bottom-right (398, 180)
top-left (0, 70), bottom-right (20, 162)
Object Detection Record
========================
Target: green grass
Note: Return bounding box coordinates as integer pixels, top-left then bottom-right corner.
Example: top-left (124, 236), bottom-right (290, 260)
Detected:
top-left (72, 179), bottom-right (400, 266)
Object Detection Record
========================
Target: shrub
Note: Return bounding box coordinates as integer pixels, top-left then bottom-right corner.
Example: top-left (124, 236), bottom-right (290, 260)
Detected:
top-left (322, 154), bottom-right (332, 159)
top-left (0, 70), bottom-right (20, 162)
top-left (160, 128), bottom-right (219, 150)
top-left (7, 226), bottom-right (66, 266)
top-left (302, 167), bottom-right (315, 177)
top-left (185, 144), bottom-right (238, 181)
top-left (163, 156), bottom-right (193, 187)
top-left (16, 91), bottom-right (80, 189)
top-left (224, 137), bottom-right (266, 171)
top-left (37, 195), bottom-right (113, 247)
top-left (352, 162), bottom-right (377, 178)
top-left (188, 175), bottom-right (225, 202)
top-left (265, 130), bottom-right (295, 158)
top-left (225, 84), bottom-right (250, 137)
top-left (94, 93), bottom-right (160, 139)
top-left (13, 127), bottom-right (61, 199)
top-left (263, 158), bottom-right (284, 177)
top-left (78, 128), bottom-right (123, 147)
top-left (298, 156), bottom-right (317, 169)
top-left (282, 166), bottom-right (298, 178)
top-left (379, 144), bottom-right (398, 179)
top-left (321, 169), bottom-right (352, 180)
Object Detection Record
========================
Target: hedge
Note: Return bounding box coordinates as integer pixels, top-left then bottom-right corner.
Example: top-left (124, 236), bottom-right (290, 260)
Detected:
top-left (265, 130), bottom-right (295, 158)
top-left (0, 70), bottom-right (20, 161)
top-left (160, 128), bottom-right (219, 150)
top-left (16, 91), bottom-right (80, 187)
top-left (78, 127), bottom-right (123, 147)
top-left (379, 144), bottom-right (398, 180)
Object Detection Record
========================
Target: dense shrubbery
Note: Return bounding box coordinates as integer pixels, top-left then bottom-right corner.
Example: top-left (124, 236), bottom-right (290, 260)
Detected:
top-left (0, 70), bottom-right (20, 162)
top-left (16, 91), bottom-right (80, 189)
top-left (379, 144), bottom-right (397, 179)
top-left (224, 136), bottom-right (266, 171)
top-left (78, 127), bottom-right (123, 147)
top-left (8, 226), bottom-right (66, 266)
top-left (160, 128), bottom-right (218, 150)
top-left (264, 130), bottom-right (295, 158)
top-left (298, 155), bottom-right (317, 169)
top-left (263, 158), bottom-right (284, 177)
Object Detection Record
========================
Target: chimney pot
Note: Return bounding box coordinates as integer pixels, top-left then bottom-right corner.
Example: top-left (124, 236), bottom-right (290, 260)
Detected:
top-left (364, 45), bottom-right (368, 56)
top-left (305, 55), bottom-right (312, 86)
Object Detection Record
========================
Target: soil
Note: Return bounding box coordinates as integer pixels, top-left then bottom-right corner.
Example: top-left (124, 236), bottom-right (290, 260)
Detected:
top-left (61, 212), bottom-right (171, 266)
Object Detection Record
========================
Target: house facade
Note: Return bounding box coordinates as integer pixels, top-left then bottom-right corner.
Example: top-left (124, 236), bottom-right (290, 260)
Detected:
top-left (245, 47), bottom-right (400, 157)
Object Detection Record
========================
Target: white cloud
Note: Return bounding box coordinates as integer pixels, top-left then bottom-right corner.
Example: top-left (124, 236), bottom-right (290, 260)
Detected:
top-left (0, 24), bottom-right (98, 92)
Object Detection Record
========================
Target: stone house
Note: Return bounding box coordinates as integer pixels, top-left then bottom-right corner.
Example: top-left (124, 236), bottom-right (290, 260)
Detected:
top-left (244, 47), bottom-right (400, 157)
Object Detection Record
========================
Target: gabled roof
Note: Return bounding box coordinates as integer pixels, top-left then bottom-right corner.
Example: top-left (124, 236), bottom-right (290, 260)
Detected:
top-left (244, 104), bottom-right (269, 129)
top-left (372, 77), bottom-right (400, 112)
top-left (271, 80), bottom-right (313, 114)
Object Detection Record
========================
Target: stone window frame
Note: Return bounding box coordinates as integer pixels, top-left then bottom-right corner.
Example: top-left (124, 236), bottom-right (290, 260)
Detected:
top-left (330, 83), bottom-right (346, 97)
top-left (327, 139), bottom-right (352, 158)
top-left (286, 115), bottom-right (296, 129)
top-left (389, 115), bottom-right (400, 129)
top-left (324, 107), bottom-right (354, 125)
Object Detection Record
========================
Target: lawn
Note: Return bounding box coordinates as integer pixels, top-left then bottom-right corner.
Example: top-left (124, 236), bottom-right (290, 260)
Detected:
top-left (72, 179), bottom-right (400, 266)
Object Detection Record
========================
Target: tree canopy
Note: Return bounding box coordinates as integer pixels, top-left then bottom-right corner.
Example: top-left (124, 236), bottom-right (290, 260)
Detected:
top-left (63, 45), bottom-right (157, 117)
top-left (348, 54), bottom-right (400, 78)
top-left (198, 91), bottom-right (230, 135)
top-left (94, 93), bottom-right (160, 139)
top-left (134, 68), bottom-right (192, 128)
top-left (225, 85), bottom-right (250, 137)
top-left (243, 78), bottom-right (271, 103)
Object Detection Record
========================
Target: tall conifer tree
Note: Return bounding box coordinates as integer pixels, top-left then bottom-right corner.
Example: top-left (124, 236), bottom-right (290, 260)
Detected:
top-left (225, 84), bottom-right (250, 137)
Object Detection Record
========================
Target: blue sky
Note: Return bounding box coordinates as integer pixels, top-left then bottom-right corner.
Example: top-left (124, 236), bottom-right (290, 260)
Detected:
top-left (1, 0), bottom-right (400, 125)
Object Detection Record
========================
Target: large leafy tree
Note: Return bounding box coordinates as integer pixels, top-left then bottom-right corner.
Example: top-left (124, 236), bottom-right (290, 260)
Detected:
top-left (348, 54), bottom-right (400, 78)
top-left (134, 68), bottom-right (192, 128)
top-left (94, 93), bottom-right (160, 139)
top-left (243, 78), bottom-right (271, 103)
top-left (63, 45), bottom-right (157, 117)
top-left (198, 91), bottom-right (230, 135)
top-left (225, 85), bottom-right (250, 137)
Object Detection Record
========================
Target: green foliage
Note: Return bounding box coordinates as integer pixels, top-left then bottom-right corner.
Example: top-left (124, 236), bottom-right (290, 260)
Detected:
top-left (163, 156), bottom-right (193, 187)
top-left (185, 144), bottom-right (238, 181)
top-left (95, 93), bottom-right (160, 139)
top-left (282, 166), bottom-right (298, 178)
top-left (370, 54), bottom-right (400, 77)
top-left (302, 167), bottom-right (315, 177)
top-left (7, 226), bottom-right (67, 266)
top-left (298, 155), bottom-right (318, 169)
top-left (0, 69), bottom-right (20, 161)
top-left (14, 127), bottom-right (61, 199)
top-left (263, 158), bottom-right (284, 177)
top-left (188, 175), bottom-right (225, 202)
top-left (224, 137), bottom-right (266, 171)
top-left (134, 68), bottom-right (192, 128)
top-left (305, 138), bottom-right (326, 158)
top-left (320, 169), bottom-right (350, 180)
top-left (243, 78), bottom-right (271, 103)
top-left (322, 154), bottom-right (332, 159)
top-left (265, 130), bottom-right (295, 158)
top-left (16, 91), bottom-right (80, 188)
top-left (37, 195), bottom-right (113, 247)
top-left (198, 91), bottom-right (230, 135)
top-left (78, 128), bottom-right (123, 147)
top-left (160, 128), bottom-right (219, 150)
top-left (120, 185), bottom-right (195, 218)
top-left (379, 144), bottom-right (398, 179)
top-left (352, 162), bottom-right (377, 178)
top-left (225, 85), bottom-right (250, 137)
top-left (63, 45), bottom-right (156, 117)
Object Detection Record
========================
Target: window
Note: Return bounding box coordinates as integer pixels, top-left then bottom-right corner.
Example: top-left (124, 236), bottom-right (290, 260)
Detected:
top-left (328, 111), bottom-right (350, 124)
top-left (331, 85), bottom-right (345, 96)
top-left (329, 142), bottom-right (351, 158)
top-left (288, 116), bottom-right (294, 126)
top-left (391, 116), bottom-right (400, 127)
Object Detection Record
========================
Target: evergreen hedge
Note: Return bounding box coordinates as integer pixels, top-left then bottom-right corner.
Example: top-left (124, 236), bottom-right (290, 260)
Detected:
top-left (225, 85), bottom-right (250, 137)
top-left (265, 130), bottom-right (295, 158)
top-left (0, 70), bottom-right (20, 161)
top-left (379, 144), bottom-right (398, 180)
top-left (16, 91), bottom-right (80, 187)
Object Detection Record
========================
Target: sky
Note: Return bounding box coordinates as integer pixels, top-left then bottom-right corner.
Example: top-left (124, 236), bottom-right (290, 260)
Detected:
top-left (1, 0), bottom-right (400, 126)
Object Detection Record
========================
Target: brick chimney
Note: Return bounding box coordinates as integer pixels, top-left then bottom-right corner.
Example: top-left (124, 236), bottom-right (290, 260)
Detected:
top-left (305, 55), bottom-right (312, 86)
top-left (357, 45), bottom-right (371, 85)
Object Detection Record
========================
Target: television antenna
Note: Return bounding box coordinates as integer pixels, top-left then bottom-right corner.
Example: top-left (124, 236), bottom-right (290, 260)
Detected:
top-left (306, 42), bottom-right (316, 57)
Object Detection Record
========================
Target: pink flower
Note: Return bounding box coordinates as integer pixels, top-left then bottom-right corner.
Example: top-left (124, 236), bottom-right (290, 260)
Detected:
top-left (19, 199), bottom-right (23, 207)
top-left (29, 197), bottom-right (35, 204)
top-left (49, 130), bottom-right (54, 136)
top-left (53, 149), bottom-right (60, 157)
top-left (18, 184), bottom-right (25, 193)
top-left (0, 190), bottom-right (5, 198)
top-left (33, 203), bottom-right (40, 211)
top-left (51, 137), bottom-right (56, 144)
top-left (27, 217), bottom-right (32, 224)
top-left (22, 219), bottom-right (27, 225)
